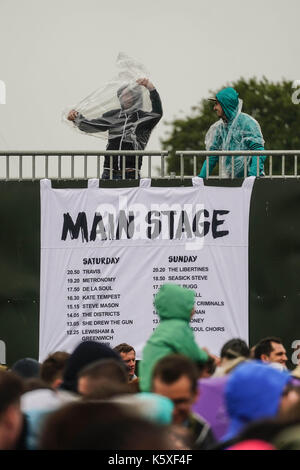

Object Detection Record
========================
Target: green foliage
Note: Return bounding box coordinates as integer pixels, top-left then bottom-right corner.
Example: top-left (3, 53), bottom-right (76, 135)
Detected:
top-left (161, 77), bottom-right (300, 176)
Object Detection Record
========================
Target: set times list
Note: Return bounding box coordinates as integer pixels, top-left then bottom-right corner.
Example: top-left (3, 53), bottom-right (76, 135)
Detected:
top-left (64, 256), bottom-right (133, 346)
top-left (63, 253), bottom-right (226, 347)
top-left (151, 254), bottom-right (226, 334)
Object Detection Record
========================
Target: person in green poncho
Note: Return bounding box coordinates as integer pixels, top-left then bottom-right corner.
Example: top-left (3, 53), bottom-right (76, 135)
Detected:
top-left (139, 284), bottom-right (208, 393)
top-left (198, 87), bottom-right (266, 178)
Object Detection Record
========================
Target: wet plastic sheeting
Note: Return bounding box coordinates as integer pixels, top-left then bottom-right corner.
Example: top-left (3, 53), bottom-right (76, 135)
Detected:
top-left (63, 53), bottom-right (160, 149)
top-left (206, 99), bottom-right (264, 177)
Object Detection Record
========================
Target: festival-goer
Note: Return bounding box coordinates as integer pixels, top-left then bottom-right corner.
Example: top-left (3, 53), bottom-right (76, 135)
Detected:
top-left (254, 337), bottom-right (288, 369)
top-left (198, 87), bottom-right (266, 178)
top-left (214, 338), bottom-right (250, 377)
top-left (151, 354), bottom-right (216, 450)
top-left (192, 375), bottom-right (230, 441)
top-left (223, 361), bottom-right (293, 441)
top-left (67, 78), bottom-right (162, 179)
top-left (0, 370), bottom-right (24, 450)
top-left (139, 284), bottom-right (208, 392)
top-left (11, 358), bottom-right (40, 380)
top-left (38, 401), bottom-right (178, 450)
top-left (60, 341), bottom-right (122, 395)
top-left (77, 358), bottom-right (129, 398)
top-left (114, 343), bottom-right (137, 381)
top-left (40, 351), bottom-right (70, 390)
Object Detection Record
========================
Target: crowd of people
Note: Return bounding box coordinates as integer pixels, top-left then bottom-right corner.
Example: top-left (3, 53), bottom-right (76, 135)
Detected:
top-left (1, 283), bottom-right (300, 451)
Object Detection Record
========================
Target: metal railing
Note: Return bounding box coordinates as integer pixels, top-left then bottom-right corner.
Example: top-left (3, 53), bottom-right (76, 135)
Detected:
top-left (176, 150), bottom-right (300, 179)
top-left (0, 151), bottom-right (168, 181)
top-left (1, 150), bottom-right (300, 180)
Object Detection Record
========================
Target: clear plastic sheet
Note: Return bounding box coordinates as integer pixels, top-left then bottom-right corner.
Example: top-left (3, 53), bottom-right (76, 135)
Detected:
top-left (205, 98), bottom-right (264, 177)
top-left (63, 53), bottom-right (162, 153)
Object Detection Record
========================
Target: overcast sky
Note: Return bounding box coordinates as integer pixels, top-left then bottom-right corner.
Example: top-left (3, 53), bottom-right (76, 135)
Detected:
top-left (0, 0), bottom-right (299, 175)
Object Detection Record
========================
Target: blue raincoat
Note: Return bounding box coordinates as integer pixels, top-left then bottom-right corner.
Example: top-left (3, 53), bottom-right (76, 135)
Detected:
top-left (199, 87), bottom-right (266, 178)
top-left (223, 361), bottom-right (291, 441)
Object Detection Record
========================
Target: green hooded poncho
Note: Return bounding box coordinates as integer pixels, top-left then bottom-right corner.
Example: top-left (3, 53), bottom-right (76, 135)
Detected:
top-left (139, 284), bottom-right (208, 392)
top-left (199, 87), bottom-right (266, 178)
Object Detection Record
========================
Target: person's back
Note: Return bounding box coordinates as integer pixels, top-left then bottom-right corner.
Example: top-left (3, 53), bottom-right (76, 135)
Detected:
top-left (139, 284), bottom-right (208, 392)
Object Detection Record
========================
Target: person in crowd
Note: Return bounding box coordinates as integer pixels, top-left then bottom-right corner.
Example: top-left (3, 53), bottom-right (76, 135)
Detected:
top-left (139, 283), bottom-right (208, 393)
top-left (110, 392), bottom-right (174, 426)
top-left (223, 360), bottom-right (294, 441)
top-left (114, 343), bottom-right (137, 382)
top-left (77, 358), bottom-right (129, 398)
top-left (38, 401), bottom-right (179, 450)
top-left (213, 388), bottom-right (300, 450)
top-left (81, 381), bottom-right (133, 400)
top-left (20, 342), bottom-right (122, 449)
top-left (192, 374), bottom-right (230, 441)
top-left (214, 338), bottom-right (250, 377)
top-left (220, 338), bottom-right (250, 362)
top-left (210, 418), bottom-right (295, 450)
top-left (0, 370), bottom-right (24, 449)
top-left (191, 338), bottom-right (250, 440)
top-left (40, 351), bottom-right (70, 390)
top-left (151, 354), bottom-right (216, 450)
top-left (221, 385), bottom-right (300, 450)
top-left (11, 358), bottom-right (40, 380)
top-left (21, 350), bottom-right (95, 450)
top-left (21, 386), bottom-right (71, 450)
top-left (22, 378), bottom-right (51, 393)
top-left (198, 87), bottom-right (266, 178)
top-left (67, 78), bottom-right (163, 180)
top-left (60, 340), bottom-right (122, 395)
top-left (197, 355), bottom-right (217, 378)
top-left (254, 337), bottom-right (288, 369)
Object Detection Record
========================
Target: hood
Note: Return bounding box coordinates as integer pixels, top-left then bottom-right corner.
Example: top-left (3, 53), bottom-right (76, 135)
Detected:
top-left (111, 393), bottom-right (174, 425)
top-left (192, 376), bottom-right (229, 441)
top-left (11, 357), bottom-right (40, 379)
top-left (216, 87), bottom-right (239, 121)
top-left (154, 284), bottom-right (195, 322)
top-left (117, 83), bottom-right (143, 113)
top-left (224, 361), bottom-right (291, 440)
top-left (60, 341), bottom-right (121, 393)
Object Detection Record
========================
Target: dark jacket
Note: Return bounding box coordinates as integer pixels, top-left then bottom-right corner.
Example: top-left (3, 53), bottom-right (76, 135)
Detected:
top-left (187, 412), bottom-right (217, 450)
top-left (75, 89), bottom-right (163, 171)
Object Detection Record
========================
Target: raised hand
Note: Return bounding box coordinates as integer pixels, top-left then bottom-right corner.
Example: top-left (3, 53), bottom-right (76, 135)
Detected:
top-left (67, 109), bottom-right (79, 121)
top-left (136, 78), bottom-right (155, 91)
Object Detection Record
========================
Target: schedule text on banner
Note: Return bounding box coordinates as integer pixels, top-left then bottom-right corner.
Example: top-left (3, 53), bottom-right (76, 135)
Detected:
top-left (39, 177), bottom-right (254, 361)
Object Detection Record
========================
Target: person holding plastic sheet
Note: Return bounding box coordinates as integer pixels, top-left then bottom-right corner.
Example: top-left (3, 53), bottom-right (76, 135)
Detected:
top-left (67, 78), bottom-right (162, 180)
top-left (198, 87), bottom-right (266, 178)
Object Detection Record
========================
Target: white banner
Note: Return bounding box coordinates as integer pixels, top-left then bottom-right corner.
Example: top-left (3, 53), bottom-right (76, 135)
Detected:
top-left (39, 177), bottom-right (255, 361)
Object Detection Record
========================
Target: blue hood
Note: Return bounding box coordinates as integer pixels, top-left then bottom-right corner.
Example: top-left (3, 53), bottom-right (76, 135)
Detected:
top-left (224, 361), bottom-right (291, 440)
top-left (216, 87), bottom-right (239, 122)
